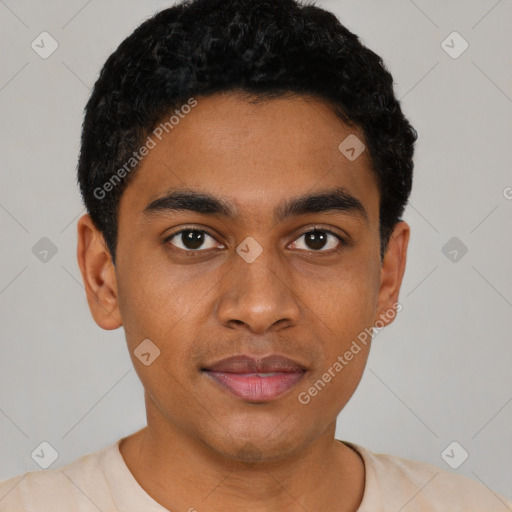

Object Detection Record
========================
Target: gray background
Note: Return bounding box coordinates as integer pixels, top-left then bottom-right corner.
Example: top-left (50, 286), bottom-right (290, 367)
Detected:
top-left (1, 0), bottom-right (511, 503)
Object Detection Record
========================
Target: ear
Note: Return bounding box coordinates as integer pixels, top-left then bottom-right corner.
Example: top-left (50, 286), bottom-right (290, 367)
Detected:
top-left (77, 214), bottom-right (122, 330)
top-left (374, 221), bottom-right (410, 327)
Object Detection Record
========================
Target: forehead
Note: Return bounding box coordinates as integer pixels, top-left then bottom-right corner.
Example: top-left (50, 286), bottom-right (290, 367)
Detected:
top-left (119, 93), bottom-right (379, 223)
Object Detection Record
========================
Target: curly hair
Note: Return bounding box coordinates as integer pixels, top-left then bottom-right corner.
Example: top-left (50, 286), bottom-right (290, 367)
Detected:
top-left (77, 0), bottom-right (417, 263)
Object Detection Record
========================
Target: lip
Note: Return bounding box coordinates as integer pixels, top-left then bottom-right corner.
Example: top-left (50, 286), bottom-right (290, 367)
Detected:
top-left (202, 354), bottom-right (308, 402)
top-left (203, 354), bottom-right (307, 373)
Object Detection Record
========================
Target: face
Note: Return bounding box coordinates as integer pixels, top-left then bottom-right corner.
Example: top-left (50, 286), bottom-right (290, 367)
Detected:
top-left (78, 93), bottom-right (409, 462)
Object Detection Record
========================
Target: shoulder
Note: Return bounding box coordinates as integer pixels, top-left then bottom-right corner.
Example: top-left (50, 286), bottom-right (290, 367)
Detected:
top-left (346, 442), bottom-right (512, 512)
top-left (0, 443), bottom-right (116, 512)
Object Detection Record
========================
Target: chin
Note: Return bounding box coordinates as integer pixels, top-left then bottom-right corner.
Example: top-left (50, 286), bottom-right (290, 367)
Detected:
top-left (202, 422), bottom-right (312, 464)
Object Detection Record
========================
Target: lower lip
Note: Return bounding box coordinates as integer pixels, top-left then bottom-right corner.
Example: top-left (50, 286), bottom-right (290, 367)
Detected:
top-left (204, 371), bottom-right (305, 402)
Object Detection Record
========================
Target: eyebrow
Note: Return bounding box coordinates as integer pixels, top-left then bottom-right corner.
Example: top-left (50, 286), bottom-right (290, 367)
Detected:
top-left (143, 187), bottom-right (368, 223)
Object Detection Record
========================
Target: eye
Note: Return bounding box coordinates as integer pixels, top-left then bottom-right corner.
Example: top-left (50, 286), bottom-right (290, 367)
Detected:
top-left (289, 228), bottom-right (345, 252)
top-left (164, 227), bottom-right (345, 254)
top-left (165, 228), bottom-right (223, 252)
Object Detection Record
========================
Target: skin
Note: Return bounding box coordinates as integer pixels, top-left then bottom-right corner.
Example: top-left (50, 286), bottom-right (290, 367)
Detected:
top-left (77, 92), bottom-right (409, 512)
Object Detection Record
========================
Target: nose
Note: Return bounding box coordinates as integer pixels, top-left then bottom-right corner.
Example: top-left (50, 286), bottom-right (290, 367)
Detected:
top-left (215, 245), bottom-right (302, 334)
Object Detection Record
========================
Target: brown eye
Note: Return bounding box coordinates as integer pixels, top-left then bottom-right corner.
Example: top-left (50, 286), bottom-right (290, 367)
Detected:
top-left (166, 229), bottom-right (220, 251)
top-left (289, 229), bottom-right (344, 252)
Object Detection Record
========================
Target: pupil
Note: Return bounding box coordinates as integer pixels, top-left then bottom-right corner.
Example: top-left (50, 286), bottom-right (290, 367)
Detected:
top-left (306, 231), bottom-right (327, 250)
top-left (183, 230), bottom-right (204, 249)
top-left (179, 230), bottom-right (328, 251)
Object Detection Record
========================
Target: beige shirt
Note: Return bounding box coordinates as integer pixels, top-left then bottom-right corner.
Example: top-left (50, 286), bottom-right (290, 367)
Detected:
top-left (1, 438), bottom-right (511, 511)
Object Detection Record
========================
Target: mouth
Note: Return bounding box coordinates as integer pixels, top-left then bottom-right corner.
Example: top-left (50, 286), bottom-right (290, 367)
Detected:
top-left (201, 354), bottom-right (308, 402)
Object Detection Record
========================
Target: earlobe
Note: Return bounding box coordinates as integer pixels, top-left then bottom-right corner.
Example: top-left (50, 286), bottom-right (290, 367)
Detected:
top-left (374, 221), bottom-right (410, 327)
top-left (76, 214), bottom-right (122, 330)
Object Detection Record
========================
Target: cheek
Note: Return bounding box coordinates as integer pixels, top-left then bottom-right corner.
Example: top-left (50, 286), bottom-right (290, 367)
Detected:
top-left (116, 256), bottom-right (183, 338)
top-left (308, 259), bottom-right (379, 327)
top-left (300, 258), bottom-right (379, 394)
top-left (116, 254), bottom-right (224, 363)
top-left (298, 278), bottom-right (375, 414)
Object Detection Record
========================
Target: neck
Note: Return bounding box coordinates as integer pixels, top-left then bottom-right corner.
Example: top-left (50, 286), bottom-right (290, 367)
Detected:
top-left (119, 419), bottom-right (365, 512)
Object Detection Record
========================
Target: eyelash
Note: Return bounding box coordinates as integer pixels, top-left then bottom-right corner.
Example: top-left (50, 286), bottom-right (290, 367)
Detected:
top-left (163, 225), bottom-right (347, 256)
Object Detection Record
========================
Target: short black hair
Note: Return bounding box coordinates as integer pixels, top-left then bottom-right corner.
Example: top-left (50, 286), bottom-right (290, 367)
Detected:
top-left (77, 0), bottom-right (417, 263)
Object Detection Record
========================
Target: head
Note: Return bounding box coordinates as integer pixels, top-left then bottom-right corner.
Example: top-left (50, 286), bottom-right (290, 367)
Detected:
top-left (77, 0), bottom-right (416, 462)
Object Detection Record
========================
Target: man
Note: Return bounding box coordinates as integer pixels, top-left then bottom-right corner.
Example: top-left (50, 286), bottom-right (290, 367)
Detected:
top-left (1, 0), bottom-right (511, 510)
